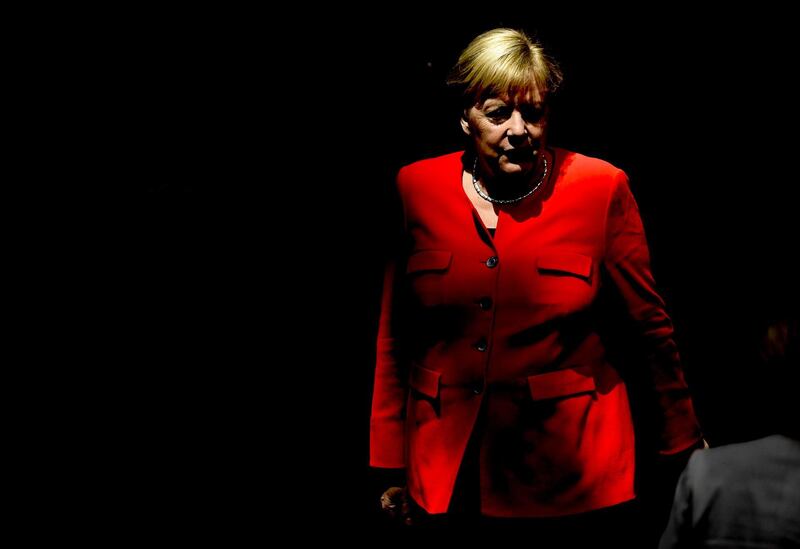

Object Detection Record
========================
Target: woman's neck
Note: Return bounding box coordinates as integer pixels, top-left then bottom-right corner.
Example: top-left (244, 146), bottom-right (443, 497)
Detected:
top-left (476, 149), bottom-right (550, 203)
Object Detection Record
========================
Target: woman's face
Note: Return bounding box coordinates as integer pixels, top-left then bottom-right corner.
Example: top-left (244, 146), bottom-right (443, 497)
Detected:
top-left (462, 89), bottom-right (547, 180)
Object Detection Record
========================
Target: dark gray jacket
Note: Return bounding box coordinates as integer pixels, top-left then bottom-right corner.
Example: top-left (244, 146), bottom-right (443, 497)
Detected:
top-left (660, 434), bottom-right (800, 548)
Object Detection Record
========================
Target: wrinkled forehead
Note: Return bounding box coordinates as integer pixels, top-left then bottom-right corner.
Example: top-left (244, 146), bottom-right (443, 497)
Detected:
top-left (475, 86), bottom-right (545, 107)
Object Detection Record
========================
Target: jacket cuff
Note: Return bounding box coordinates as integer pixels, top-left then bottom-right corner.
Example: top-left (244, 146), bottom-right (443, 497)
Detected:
top-left (658, 431), bottom-right (704, 456)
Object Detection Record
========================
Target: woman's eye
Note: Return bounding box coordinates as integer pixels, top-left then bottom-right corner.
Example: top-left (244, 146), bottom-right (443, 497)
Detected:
top-left (484, 106), bottom-right (544, 124)
top-left (486, 108), bottom-right (510, 122)
top-left (521, 106), bottom-right (544, 122)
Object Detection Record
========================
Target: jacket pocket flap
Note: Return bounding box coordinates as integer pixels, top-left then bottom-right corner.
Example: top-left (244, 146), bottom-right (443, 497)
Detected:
top-left (407, 250), bottom-right (452, 274)
top-left (536, 253), bottom-right (593, 279)
top-left (410, 364), bottom-right (441, 399)
top-left (528, 366), bottom-right (596, 401)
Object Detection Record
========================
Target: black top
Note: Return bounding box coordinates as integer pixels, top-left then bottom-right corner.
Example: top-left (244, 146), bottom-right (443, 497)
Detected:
top-left (488, 228), bottom-right (496, 237)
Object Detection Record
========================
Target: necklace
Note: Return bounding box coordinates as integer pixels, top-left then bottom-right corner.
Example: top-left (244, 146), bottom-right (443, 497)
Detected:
top-left (472, 155), bottom-right (548, 205)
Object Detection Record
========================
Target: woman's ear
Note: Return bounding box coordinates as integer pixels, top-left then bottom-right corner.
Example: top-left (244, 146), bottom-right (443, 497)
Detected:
top-left (460, 116), bottom-right (471, 136)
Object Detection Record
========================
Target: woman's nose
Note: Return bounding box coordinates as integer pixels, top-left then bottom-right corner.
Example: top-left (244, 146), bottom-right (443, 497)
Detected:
top-left (506, 110), bottom-right (527, 137)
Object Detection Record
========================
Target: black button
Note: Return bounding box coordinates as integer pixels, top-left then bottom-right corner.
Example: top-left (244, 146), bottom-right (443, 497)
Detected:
top-left (478, 297), bottom-right (493, 310)
top-left (485, 256), bottom-right (498, 268)
top-left (475, 338), bottom-right (488, 352)
top-left (471, 383), bottom-right (484, 395)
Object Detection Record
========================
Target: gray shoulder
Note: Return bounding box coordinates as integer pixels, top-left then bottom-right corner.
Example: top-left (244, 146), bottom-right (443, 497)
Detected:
top-left (689, 435), bottom-right (800, 477)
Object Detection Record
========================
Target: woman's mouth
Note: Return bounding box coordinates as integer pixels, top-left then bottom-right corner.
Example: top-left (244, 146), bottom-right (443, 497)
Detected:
top-left (503, 148), bottom-right (535, 163)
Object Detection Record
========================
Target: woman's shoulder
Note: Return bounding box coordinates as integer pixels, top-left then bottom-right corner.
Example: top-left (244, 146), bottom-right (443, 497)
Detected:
top-left (553, 148), bottom-right (629, 199)
top-left (555, 147), bottom-right (624, 178)
top-left (397, 151), bottom-right (464, 184)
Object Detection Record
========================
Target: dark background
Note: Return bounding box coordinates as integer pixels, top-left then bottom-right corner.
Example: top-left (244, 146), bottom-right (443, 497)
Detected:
top-left (136, 12), bottom-right (796, 537)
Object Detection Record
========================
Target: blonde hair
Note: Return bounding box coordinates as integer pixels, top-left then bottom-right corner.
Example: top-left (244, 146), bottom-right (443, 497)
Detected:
top-left (447, 28), bottom-right (563, 107)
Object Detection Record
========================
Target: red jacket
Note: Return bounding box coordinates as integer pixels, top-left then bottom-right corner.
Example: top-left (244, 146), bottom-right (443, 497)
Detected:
top-left (370, 149), bottom-right (701, 517)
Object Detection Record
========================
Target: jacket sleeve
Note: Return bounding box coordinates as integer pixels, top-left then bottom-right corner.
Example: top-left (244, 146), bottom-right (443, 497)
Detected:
top-left (369, 175), bottom-right (410, 468)
top-left (369, 258), bottom-right (409, 467)
top-left (603, 171), bottom-right (702, 454)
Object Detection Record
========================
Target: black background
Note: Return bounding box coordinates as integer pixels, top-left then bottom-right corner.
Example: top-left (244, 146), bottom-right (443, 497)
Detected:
top-left (135, 11), bottom-right (796, 537)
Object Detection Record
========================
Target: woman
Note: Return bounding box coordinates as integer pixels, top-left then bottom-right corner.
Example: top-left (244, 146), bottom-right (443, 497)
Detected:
top-left (370, 28), bottom-right (702, 534)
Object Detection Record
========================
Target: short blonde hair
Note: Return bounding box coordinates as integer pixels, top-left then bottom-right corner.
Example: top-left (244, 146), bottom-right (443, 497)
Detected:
top-left (447, 28), bottom-right (563, 107)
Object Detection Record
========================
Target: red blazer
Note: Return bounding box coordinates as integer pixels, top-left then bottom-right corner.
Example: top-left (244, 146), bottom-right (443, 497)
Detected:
top-left (370, 149), bottom-right (701, 517)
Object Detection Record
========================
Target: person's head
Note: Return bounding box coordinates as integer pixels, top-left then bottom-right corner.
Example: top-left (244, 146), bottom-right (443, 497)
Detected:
top-left (448, 28), bottom-right (562, 182)
top-left (754, 312), bottom-right (798, 438)
top-left (760, 317), bottom-right (798, 370)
